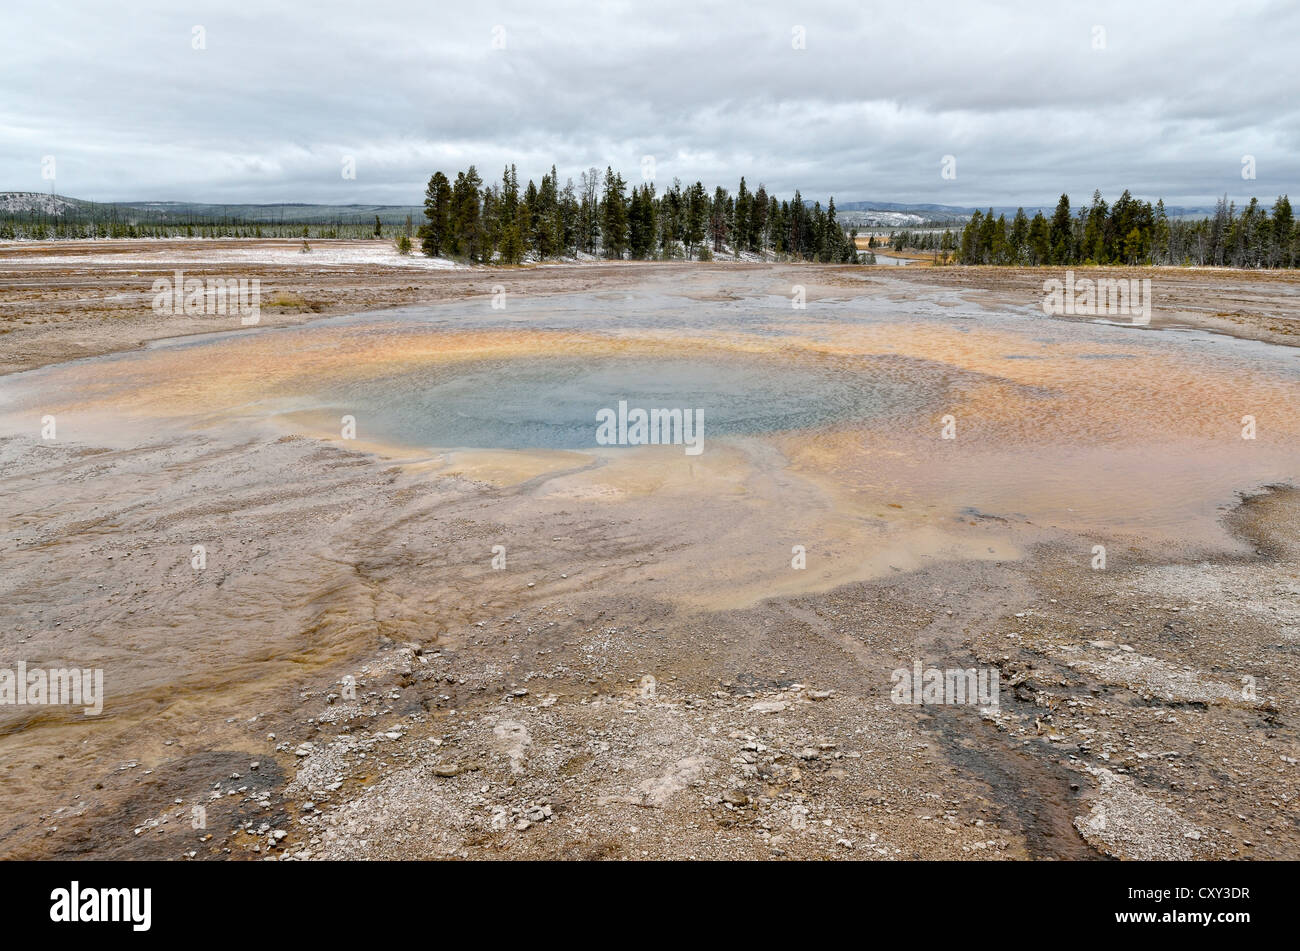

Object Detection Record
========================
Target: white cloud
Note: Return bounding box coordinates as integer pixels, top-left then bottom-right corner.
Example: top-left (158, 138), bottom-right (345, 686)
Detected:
top-left (3, 0), bottom-right (1296, 207)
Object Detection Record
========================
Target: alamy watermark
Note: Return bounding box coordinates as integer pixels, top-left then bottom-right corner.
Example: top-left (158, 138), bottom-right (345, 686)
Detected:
top-left (1042, 270), bottom-right (1151, 325)
top-left (890, 660), bottom-right (999, 707)
top-left (152, 270), bottom-right (260, 324)
top-left (595, 400), bottom-right (704, 455)
top-left (50, 881), bottom-right (150, 931)
top-left (1, 662), bottom-right (104, 716)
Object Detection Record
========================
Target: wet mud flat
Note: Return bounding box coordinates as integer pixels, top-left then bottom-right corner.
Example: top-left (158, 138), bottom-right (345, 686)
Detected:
top-left (0, 249), bottom-right (1297, 860)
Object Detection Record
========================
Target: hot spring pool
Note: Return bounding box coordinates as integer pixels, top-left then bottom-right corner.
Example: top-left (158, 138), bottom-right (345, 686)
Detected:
top-left (302, 353), bottom-right (948, 451)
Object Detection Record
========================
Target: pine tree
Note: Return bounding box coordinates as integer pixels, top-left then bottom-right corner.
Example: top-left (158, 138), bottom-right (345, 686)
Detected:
top-left (480, 186), bottom-right (500, 259)
top-left (1084, 190), bottom-right (1108, 263)
top-left (684, 182), bottom-right (707, 259)
top-left (449, 166), bottom-right (484, 261)
top-left (559, 178), bottom-right (579, 256)
top-left (788, 190), bottom-right (805, 258)
top-left (420, 171), bottom-right (452, 257)
top-left (600, 167), bottom-right (628, 259)
top-left (735, 177), bottom-right (751, 257)
top-left (960, 210), bottom-right (981, 263)
top-left (1049, 194), bottom-right (1072, 264)
top-left (1271, 196), bottom-right (1293, 267)
top-left (628, 185), bottom-right (658, 259)
top-left (709, 185), bottom-right (729, 253)
top-left (1153, 200), bottom-right (1170, 265)
top-left (750, 184), bottom-right (768, 253)
top-left (659, 178), bottom-right (683, 257)
top-left (977, 209), bottom-right (996, 263)
top-left (1009, 208), bottom-right (1028, 264)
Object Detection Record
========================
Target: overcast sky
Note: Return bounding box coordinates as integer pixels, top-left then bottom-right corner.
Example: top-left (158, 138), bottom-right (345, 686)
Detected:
top-left (3, 0), bottom-right (1297, 208)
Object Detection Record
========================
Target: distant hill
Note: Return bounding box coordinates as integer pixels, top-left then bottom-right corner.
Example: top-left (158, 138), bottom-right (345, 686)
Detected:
top-left (835, 199), bottom-right (1222, 223)
top-left (0, 192), bottom-right (423, 225)
top-left (0, 191), bottom-right (1236, 230)
top-left (836, 200), bottom-right (989, 216)
top-left (0, 192), bottom-right (88, 216)
top-left (114, 200), bottom-right (425, 224)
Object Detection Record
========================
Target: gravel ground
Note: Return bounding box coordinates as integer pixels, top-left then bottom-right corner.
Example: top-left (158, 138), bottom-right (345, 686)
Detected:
top-left (1, 243), bottom-right (1295, 861)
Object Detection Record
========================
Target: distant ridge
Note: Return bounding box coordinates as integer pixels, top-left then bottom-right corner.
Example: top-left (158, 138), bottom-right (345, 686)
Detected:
top-left (836, 199), bottom-right (1223, 221)
top-left (0, 192), bottom-right (85, 216)
top-left (0, 192), bottom-right (423, 225)
top-left (0, 191), bottom-right (1239, 227)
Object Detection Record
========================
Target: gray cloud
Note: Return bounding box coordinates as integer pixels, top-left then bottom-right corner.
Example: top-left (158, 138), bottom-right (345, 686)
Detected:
top-left (3, 0), bottom-right (1297, 207)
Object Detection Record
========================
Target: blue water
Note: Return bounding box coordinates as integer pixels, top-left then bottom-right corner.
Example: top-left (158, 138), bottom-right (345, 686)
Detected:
top-left (312, 352), bottom-right (948, 450)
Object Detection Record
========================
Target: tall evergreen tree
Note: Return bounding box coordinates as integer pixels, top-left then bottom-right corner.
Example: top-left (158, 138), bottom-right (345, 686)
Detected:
top-left (750, 184), bottom-right (768, 252)
top-left (601, 167), bottom-right (628, 259)
top-left (1009, 207), bottom-right (1028, 264)
top-left (628, 184), bottom-right (658, 259)
top-left (449, 166), bottom-right (484, 261)
top-left (684, 181), bottom-right (707, 259)
top-left (1271, 196), bottom-right (1293, 267)
top-left (1049, 193), bottom-right (1072, 264)
top-left (420, 171), bottom-right (452, 258)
